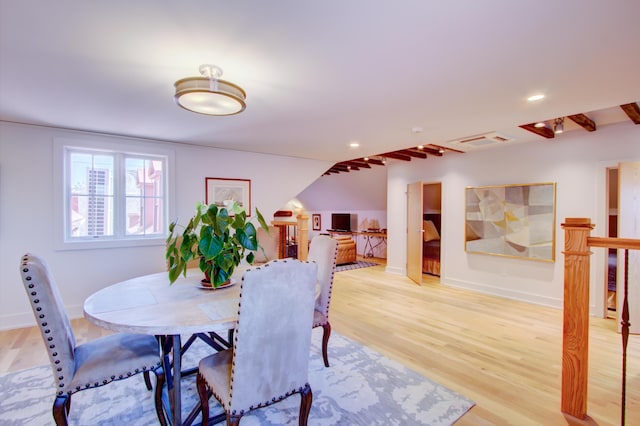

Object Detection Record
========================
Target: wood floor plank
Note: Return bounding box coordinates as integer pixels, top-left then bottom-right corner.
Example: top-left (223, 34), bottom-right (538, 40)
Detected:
top-left (1, 261), bottom-right (638, 425)
top-left (329, 264), bottom-right (639, 426)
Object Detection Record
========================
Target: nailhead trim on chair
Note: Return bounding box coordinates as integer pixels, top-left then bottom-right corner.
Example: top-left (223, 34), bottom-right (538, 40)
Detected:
top-left (21, 261), bottom-right (73, 395)
top-left (312, 245), bottom-right (338, 327)
top-left (21, 256), bottom-right (162, 397)
top-left (206, 258), bottom-right (315, 417)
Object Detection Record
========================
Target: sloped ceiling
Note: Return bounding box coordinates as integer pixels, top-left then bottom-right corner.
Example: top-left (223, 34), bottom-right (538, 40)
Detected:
top-left (324, 102), bottom-right (639, 174)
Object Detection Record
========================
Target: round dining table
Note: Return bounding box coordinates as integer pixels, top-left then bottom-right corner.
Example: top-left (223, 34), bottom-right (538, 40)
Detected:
top-left (84, 267), bottom-right (245, 425)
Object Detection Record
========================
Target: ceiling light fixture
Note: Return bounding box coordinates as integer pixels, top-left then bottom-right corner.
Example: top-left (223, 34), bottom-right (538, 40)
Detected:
top-left (527, 94), bottom-right (545, 102)
top-left (174, 64), bottom-right (246, 116)
top-left (534, 122), bottom-right (546, 128)
top-left (553, 117), bottom-right (565, 134)
top-left (417, 145), bottom-right (424, 150)
top-left (438, 148), bottom-right (445, 154)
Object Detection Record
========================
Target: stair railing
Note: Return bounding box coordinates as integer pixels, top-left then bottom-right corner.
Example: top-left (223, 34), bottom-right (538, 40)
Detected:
top-left (561, 218), bottom-right (640, 424)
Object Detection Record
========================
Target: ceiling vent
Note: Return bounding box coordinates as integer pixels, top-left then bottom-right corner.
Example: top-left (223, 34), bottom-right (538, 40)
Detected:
top-left (449, 132), bottom-right (515, 148)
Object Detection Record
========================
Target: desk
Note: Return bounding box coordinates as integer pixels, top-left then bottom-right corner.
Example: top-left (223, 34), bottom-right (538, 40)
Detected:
top-left (84, 268), bottom-right (243, 425)
top-left (356, 232), bottom-right (387, 258)
top-left (326, 230), bottom-right (388, 258)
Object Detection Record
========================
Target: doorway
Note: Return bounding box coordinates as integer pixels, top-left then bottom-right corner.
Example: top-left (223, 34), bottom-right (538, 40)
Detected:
top-left (616, 161), bottom-right (640, 333)
top-left (406, 181), bottom-right (442, 285)
top-left (606, 167), bottom-right (618, 318)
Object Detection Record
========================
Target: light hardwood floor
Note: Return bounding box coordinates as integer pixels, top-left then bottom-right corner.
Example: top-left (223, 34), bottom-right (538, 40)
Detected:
top-left (2, 261), bottom-right (638, 425)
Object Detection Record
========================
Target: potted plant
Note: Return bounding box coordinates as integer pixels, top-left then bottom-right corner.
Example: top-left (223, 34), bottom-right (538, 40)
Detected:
top-left (165, 201), bottom-right (269, 287)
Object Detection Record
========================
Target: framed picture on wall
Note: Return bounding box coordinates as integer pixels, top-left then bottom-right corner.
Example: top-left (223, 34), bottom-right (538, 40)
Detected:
top-left (312, 214), bottom-right (321, 231)
top-left (465, 182), bottom-right (556, 262)
top-left (205, 177), bottom-right (251, 215)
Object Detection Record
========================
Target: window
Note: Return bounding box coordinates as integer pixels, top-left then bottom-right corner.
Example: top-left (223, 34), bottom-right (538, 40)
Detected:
top-left (56, 139), bottom-right (171, 248)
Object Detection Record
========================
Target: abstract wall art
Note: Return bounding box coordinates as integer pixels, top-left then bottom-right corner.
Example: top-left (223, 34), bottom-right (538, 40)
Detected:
top-left (465, 182), bottom-right (556, 262)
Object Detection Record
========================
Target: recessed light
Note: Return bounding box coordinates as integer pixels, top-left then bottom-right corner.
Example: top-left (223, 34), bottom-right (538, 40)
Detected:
top-left (534, 122), bottom-right (546, 128)
top-left (417, 145), bottom-right (424, 150)
top-left (527, 94), bottom-right (545, 102)
top-left (349, 141), bottom-right (360, 148)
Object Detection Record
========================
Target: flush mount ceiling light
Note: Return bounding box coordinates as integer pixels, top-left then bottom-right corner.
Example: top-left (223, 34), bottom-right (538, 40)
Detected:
top-left (554, 117), bottom-right (565, 134)
top-left (174, 64), bottom-right (246, 116)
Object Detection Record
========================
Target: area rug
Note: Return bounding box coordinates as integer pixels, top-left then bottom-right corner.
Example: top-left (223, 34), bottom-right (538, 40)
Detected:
top-left (0, 329), bottom-right (474, 425)
top-left (336, 260), bottom-right (379, 272)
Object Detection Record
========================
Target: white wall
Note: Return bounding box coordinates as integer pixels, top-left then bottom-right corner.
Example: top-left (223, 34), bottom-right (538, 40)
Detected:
top-left (297, 166), bottom-right (388, 257)
top-left (385, 121), bottom-right (640, 314)
top-left (0, 122), bottom-right (331, 330)
top-left (297, 165), bottom-right (387, 211)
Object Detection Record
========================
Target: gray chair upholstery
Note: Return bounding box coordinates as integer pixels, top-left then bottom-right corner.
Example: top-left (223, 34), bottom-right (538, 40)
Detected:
top-left (196, 259), bottom-right (318, 425)
top-left (307, 235), bottom-right (338, 367)
top-left (253, 225), bottom-right (280, 264)
top-left (19, 253), bottom-right (166, 426)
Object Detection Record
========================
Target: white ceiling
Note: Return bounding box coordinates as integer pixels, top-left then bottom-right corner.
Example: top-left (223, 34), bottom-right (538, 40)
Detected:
top-left (1, 1), bottom-right (639, 163)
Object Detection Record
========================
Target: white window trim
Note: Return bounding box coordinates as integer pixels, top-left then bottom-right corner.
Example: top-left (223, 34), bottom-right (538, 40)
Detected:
top-left (53, 136), bottom-right (175, 251)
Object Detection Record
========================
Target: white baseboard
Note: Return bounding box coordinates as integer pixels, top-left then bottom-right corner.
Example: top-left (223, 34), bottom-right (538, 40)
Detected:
top-left (0, 304), bottom-right (85, 331)
top-left (384, 265), bottom-right (405, 275)
top-left (443, 277), bottom-right (563, 309)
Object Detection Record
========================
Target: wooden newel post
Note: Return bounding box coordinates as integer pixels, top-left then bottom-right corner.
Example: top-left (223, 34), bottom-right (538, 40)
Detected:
top-left (561, 218), bottom-right (595, 419)
top-left (297, 213), bottom-right (309, 261)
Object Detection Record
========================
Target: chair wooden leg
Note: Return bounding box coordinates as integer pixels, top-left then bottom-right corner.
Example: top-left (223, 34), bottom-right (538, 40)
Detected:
top-left (153, 368), bottom-right (168, 426)
top-left (322, 322), bottom-right (331, 367)
top-left (196, 372), bottom-right (210, 426)
top-left (143, 370), bottom-right (152, 390)
top-left (53, 395), bottom-right (69, 426)
top-left (298, 384), bottom-right (313, 426)
top-left (228, 414), bottom-right (242, 425)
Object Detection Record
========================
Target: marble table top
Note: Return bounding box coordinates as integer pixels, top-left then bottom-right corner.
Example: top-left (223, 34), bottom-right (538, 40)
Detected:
top-left (84, 268), bottom-right (244, 336)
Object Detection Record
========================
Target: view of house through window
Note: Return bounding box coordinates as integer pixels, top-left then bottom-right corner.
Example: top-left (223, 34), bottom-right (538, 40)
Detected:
top-left (66, 148), bottom-right (166, 241)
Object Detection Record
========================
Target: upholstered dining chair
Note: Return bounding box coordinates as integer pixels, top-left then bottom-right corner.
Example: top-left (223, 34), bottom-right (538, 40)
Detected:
top-left (19, 253), bottom-right (166, 426)
top-left (307, 235), bottom-right (338, 367)
top-left (196, 259), bottom-right (318, 426)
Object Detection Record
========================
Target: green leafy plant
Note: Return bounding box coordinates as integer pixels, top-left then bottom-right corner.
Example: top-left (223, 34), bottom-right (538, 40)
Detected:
top-left (165, 201), bottom-right (269, 287)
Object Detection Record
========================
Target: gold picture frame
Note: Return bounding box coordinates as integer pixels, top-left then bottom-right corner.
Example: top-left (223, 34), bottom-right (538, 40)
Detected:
top-left (465, 182), bottom-right (556, 262)
top-left (205, 177), bottom-right (251, 215)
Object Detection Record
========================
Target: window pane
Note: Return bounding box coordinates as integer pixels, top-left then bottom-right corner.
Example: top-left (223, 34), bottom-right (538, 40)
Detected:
top-left (70, 195), bottom-right (114, 237)
top-left (69, 152), bottom-right (114, 237)
top-left (124, 156), bottom-right (164, 236)
top-left (125, 157), bottom-right (144, 196)
top-left (126, 196), bottom-right (163, 235)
